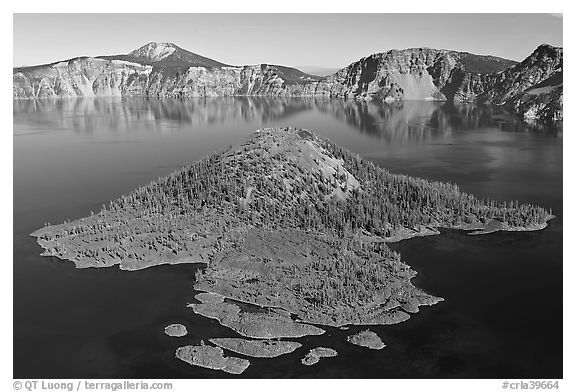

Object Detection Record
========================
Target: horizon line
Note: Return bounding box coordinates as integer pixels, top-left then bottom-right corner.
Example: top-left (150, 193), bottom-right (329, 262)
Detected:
top-left (12, 41), bottom-right (561, 70)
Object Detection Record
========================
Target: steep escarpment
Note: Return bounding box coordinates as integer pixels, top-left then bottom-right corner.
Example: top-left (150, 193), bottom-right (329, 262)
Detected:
top-left (13, 58), bottom-right (154, 98)
top-left (12, 60), bottom-right (320, 99)
top-left (330, 45), bottom-right (562, 124)
top-left (314, 48), bottom-right (517, 101)
top-left (507, 71), bottom-right (563, 123)
top-left (13, 42), bottom-right (562, 123)
top-left (442, 44), bottom-right (563, 122)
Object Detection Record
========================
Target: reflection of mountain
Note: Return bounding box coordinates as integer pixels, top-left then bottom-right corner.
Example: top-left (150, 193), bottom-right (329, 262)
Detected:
top-left (311, 100), bottom-right (559, 142)
top-left (13, 97), bottom-right (560, 139)
top-left (12, 97), bottom-right (316, 134)
top-left (314, 100), bottom-right (442, 143)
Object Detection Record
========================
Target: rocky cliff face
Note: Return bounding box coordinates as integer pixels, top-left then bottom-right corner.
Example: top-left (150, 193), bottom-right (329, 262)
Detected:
top-left (12, 59), bottom-right (320, 99)
top-left (442, 44), bottom-right (563, 122)
top-left (313, 48), bottom-right (519, 101)
top-left (13, 58), bottom-right (154, 98)
top-left (13, 42), bottom-right (562, 124)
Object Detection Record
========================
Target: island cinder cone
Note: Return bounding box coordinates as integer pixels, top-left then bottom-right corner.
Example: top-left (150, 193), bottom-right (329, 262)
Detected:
top-left (31, 127), bottom-right (553, 327)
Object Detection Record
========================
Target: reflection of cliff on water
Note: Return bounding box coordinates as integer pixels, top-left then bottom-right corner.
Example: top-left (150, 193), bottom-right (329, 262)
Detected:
top-left (313, 100), bottom-right (562, 143)
top-left (13, 97), bottom-right (561, 138)
top-left (315, 100), bottom-right (443, 143)
top-left (12, 97), bottom-right (317, 135)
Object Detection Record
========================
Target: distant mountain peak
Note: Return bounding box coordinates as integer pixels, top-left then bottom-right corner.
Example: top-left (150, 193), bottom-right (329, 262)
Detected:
top-left (129, 42), bottom-right (178, 62)
top-left (122, 42), bottom-right (230, 68)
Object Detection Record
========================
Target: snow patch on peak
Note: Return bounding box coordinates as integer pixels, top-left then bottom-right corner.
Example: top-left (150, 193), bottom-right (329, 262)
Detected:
top-left (130, 43), bottom-right (176, 61)
top-left (111, 59), bottom-right (149, 68)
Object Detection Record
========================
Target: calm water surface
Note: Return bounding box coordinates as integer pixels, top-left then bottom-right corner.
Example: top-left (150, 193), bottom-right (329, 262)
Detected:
top-left (13, 98), bottom-right (562, 378)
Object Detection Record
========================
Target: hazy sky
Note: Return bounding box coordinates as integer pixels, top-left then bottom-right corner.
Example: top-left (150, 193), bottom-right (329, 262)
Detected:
top-left (13, 14), bottom-right (562, 68)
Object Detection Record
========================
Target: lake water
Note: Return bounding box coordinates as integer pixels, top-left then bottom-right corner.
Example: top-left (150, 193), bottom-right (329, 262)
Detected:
top-left (13, 97), bottom-right (563, 378)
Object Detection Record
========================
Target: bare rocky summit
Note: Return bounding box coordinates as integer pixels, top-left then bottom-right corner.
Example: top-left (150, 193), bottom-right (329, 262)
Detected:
top-left (122, 42), bottom-right (230, 68)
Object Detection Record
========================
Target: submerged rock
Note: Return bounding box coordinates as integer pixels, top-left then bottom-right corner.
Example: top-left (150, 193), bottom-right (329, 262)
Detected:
top-left (301, 347), bottom-right (338, 366)
top-left (209, 338), bottom-right (301, 358)
top-left (175, 344), bottom-right (250, 375)
top-left (164, 323), bottom-right (188, 337)
top-left (346, 329), bottom-right (386, 349)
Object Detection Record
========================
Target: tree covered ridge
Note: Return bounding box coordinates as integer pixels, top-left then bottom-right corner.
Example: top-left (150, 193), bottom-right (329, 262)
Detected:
top-left (323, 139), bottom-right (551, 232)
top-left (104, 127), bottom-right (551, 238)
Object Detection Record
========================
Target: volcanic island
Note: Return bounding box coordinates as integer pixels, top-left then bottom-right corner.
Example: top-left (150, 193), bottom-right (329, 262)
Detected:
top-left (31, 127), bottom-right (553, 374)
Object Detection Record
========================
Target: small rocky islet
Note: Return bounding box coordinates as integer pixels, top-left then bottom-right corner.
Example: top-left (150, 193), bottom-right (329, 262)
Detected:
top-left (346, 329), bottom-right (386, 350)
top-left (164, 323), bottom-right (188, 337)
top-left (31, 127), bottom-right (554, 374)
top-left (301, 347), bottom-right (338, 366)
